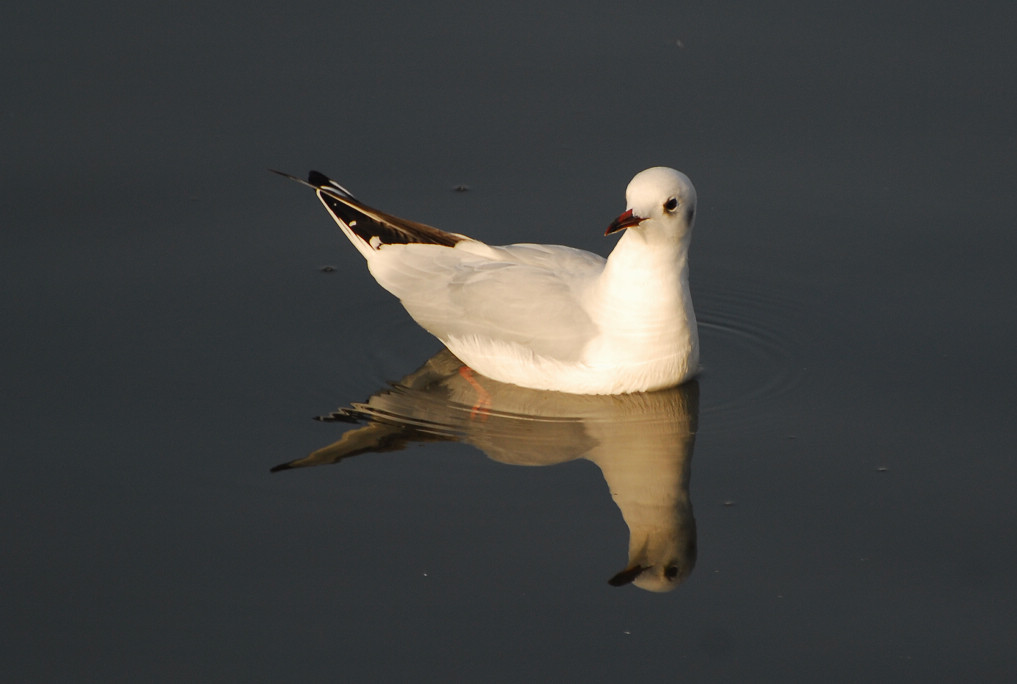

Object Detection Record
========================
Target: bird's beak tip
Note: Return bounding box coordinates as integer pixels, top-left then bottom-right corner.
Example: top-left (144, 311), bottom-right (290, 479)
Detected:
top-left (605, 209), bottom-right (644, 235)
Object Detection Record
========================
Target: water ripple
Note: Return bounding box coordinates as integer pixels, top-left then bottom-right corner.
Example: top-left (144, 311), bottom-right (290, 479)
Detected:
top-left (695, 278), bottom-right (812, 430)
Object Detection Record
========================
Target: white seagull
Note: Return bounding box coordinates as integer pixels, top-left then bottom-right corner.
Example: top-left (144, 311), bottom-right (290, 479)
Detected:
top-left (274, 167), bottom-right (699, 395)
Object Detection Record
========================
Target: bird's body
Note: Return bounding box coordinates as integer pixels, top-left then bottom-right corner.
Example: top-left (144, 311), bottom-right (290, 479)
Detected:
top-left (277, 167), bottom-right (699, 395)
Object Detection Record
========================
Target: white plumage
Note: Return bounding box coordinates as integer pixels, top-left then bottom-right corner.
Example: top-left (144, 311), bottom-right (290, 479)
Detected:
top-left (275, 167), bottom-right (700, 394)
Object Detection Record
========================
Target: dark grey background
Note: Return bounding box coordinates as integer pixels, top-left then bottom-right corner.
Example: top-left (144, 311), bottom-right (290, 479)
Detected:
top-left (4, 1), bottom-right (1016, 680)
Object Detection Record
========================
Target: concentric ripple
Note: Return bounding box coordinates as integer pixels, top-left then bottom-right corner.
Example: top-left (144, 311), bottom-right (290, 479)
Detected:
top-left (694, 277), bottom-right (813, 430)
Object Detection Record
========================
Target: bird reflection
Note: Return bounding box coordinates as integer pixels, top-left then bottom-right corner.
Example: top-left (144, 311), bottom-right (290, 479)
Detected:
top-left (274, 350), bottom-right (698, 592)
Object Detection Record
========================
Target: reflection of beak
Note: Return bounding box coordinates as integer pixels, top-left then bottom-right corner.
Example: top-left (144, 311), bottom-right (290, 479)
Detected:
top-left (605, 208), bottom-right (646, 235)
top-left (608, 563), bottom-right (648, 586)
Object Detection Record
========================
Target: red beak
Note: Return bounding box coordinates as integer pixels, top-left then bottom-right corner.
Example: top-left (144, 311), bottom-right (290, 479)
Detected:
top-left (605, 208), bottom-right (645, 235)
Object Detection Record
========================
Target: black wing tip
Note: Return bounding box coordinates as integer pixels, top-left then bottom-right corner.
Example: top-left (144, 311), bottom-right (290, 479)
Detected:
top-left (268, 168), bottom-right (299, 181)
top-left (307, 170), bottom-right (331, 188)
top-left (306, 170), bottom-right (357, 199)
top-left (268, 168), bottom-right (334, 191)
top-left (269, 168), bottom-right (320, 191)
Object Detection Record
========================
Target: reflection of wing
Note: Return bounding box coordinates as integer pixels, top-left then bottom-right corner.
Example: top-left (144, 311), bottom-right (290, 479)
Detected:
top-left (369, 243), bottom-right (604, 362)
top-left (270, 420), bottom-right (446, 472)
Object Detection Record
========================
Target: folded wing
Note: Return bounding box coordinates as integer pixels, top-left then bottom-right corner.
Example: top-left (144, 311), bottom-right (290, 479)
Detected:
top-left (369, 243), bottom-right (604, 362)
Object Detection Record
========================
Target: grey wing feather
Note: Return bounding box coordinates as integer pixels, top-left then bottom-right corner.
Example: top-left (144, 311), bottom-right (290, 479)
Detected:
top-left (370, 244), bottom-right (604, 362)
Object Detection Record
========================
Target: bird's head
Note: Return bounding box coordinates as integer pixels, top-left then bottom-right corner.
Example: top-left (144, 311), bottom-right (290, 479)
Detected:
top-left (606, 167), bottom-right (697, 242)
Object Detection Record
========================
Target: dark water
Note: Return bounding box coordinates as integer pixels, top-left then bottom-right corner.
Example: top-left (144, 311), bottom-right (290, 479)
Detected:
top-left (4, 1), bottom-right (1016, 680)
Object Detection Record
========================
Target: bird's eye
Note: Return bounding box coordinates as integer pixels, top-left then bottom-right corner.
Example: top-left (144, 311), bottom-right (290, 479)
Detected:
top-left (664, 198), bottom-right (678, 212)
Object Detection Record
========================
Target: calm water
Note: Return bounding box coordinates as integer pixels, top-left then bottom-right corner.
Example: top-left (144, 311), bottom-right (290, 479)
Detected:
top-left (4, 1), bottom-right (1016, 680)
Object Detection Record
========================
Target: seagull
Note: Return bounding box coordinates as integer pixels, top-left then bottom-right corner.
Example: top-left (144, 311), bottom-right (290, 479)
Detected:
top-left (273, 167), bottom-right (699, 395)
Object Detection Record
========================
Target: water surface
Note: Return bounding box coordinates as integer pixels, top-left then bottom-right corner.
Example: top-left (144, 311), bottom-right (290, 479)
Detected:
top-left (3, 1), bottom-right (1016, 680)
